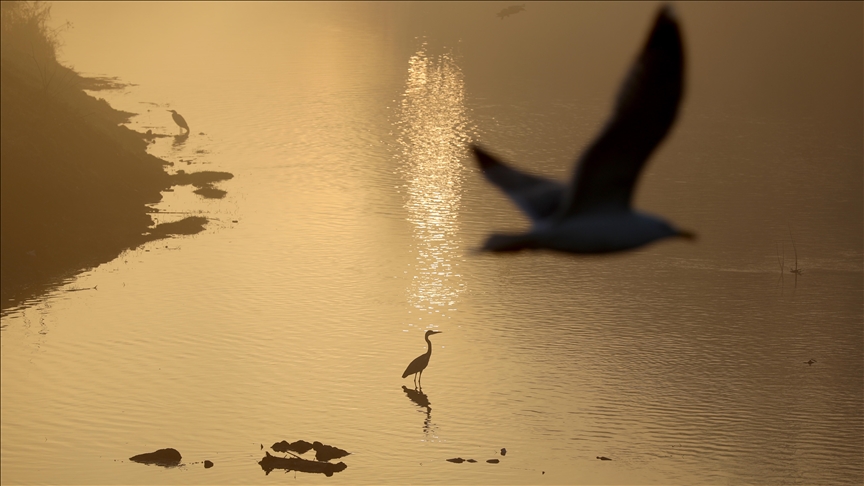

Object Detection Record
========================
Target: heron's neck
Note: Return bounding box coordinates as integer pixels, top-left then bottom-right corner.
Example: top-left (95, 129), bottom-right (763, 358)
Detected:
top-left (425, 335), bottom-right (433, 355)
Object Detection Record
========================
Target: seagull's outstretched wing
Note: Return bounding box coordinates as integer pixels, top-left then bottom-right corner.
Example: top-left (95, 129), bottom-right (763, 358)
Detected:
top-left (472, 145), bottom-right (566, 223)
top-left (560, 6), bottom-right (684, 216)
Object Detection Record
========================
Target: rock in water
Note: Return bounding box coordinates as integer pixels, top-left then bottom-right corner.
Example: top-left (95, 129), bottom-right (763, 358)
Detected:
top-left (129, 448), bottom-right (182, 467)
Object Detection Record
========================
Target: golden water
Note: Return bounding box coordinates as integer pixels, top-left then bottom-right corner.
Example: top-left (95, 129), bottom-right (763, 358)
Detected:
top-left (2, 3), bottom-right (861, 484)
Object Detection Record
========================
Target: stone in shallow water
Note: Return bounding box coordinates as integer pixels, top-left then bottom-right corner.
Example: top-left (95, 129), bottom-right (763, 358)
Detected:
top-left (129, 448), bottom-right (182, 467)
top-left (204, 460), bottom-right (213, 468)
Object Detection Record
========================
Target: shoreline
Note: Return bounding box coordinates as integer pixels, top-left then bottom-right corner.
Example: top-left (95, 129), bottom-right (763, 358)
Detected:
top-left (0, 63), bottom-right (233, 313)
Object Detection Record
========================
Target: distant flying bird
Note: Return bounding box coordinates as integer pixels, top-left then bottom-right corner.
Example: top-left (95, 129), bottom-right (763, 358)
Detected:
top-left (497, 5), bottom-right (526, 19)
top-left (402, 330), bottom-right (442, 388)
top-left (168, 109), bottom-right (189, 134)
top-left (804, 359), bottom-right (816, 366)
top-left (472, 6), bottom-right (695, 254)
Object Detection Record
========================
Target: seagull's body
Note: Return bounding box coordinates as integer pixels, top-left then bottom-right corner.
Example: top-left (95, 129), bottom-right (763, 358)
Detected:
top-left (473, 6), bottom-right (694, 254)
top-left (168, 109), bottom-right (189, 134)
top-left (483, 212), bottom-right (684, 254)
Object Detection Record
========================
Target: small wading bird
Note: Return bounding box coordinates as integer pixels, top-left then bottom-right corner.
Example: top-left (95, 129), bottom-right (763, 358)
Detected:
top-left (168, 109), bottom-right (189, 134)
top-left (472, 6), bottom-right (695, 254)
top-left (402, 330), bottom-right (442, 388)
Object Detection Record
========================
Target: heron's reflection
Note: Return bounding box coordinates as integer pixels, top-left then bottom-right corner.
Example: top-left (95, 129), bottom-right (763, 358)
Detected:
top-left (396, 43), bottom-right (472, 319)
top-left (172, 131), bottom-right (189, 148)
top-left (402, 385), bottom-right (434, 435)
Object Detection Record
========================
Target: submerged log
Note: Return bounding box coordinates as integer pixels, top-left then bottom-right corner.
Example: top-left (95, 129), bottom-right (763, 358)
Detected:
top-left (258, 451), bottom-right (347, 477)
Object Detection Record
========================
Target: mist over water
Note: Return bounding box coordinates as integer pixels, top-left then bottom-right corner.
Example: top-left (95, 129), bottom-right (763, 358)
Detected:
top-left (2, 2), bottom-right (861, 484)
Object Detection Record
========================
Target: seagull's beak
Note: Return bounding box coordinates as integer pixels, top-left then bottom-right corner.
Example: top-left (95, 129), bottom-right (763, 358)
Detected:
top-left (676, 229), bottom-right (697, 241)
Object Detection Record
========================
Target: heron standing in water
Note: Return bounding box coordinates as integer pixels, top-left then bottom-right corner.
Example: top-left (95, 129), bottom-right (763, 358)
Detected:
top-left (168, 109), bottom-right (189, 134)
top-left (402, 330), bottom-right (442, 388)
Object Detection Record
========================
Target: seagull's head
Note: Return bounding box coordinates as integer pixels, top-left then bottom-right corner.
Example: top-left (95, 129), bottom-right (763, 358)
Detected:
top-left (637, 214), bottom-right (696, 246)
top-left (675, 227), bottom-right (697, 241)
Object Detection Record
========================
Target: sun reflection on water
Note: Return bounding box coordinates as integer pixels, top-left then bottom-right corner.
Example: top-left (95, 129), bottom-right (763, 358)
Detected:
top-left (395, 44), bottom-right (473, 321)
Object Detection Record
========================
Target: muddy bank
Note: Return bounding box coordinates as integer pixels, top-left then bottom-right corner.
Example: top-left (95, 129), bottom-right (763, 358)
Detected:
top-left (0, 7), bottom-right (232, 311)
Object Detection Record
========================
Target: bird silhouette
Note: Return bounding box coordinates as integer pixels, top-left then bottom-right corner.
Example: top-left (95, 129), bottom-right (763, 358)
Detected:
top-left (497, 5), bottom-right (526, 19)
top-left (472, 6), bottom-right (695, 254)
top-left (168, 109), bottom-right (189, 134)
top-left (402, 330), bottom-right (442, 388)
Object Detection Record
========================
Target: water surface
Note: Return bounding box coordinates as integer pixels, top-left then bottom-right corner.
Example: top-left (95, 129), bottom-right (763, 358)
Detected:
top-left (2, 3), bottom-right (862, 484)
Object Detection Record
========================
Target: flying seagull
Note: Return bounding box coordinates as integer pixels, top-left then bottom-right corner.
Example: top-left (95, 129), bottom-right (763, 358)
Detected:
top-left (472, 6), bottom-right (695, 254)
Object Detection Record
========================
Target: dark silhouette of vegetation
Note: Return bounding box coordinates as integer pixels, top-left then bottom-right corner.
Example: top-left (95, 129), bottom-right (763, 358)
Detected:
top-left (1, 2), bottom-right (67, 66)
top-left (0, 1), bottom-right (232, 311)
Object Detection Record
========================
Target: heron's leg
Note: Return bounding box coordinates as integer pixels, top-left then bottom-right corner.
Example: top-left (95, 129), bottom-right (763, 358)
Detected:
top-left (418, 369), bottom-right (423, 387)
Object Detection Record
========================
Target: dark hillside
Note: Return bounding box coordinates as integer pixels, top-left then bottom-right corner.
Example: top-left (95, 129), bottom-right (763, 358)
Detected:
top-left (1, 2), bottom-right (229, 310)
